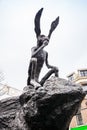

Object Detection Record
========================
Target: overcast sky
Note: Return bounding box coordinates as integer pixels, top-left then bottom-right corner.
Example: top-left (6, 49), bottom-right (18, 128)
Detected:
top-left (0, 0), bottom-right (87, 90)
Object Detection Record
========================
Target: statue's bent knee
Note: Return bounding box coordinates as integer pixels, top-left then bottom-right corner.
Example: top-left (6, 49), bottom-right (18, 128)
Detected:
top-left (30, 58), bottom-right (37, 63)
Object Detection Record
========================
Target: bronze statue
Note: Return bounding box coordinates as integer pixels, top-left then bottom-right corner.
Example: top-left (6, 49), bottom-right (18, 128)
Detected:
top-left (27, 8), bottom-right (59, 88)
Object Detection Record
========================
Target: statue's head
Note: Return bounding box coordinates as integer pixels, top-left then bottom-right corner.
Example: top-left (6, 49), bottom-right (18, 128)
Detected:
top-left (37, 35), bottom-right (49, 47)
top-left (34, 8), bottom-right (59, 47)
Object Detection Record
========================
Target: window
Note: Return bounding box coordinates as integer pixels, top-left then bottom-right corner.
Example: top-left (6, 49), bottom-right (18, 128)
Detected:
top-left (76, 107), bottom-right (83, 126)
top-left (79, 70), bottom-right (87, 77)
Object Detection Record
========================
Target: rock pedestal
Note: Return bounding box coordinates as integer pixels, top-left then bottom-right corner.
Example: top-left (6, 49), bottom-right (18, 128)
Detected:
top-left (0, 77), bottom-right (85, 130)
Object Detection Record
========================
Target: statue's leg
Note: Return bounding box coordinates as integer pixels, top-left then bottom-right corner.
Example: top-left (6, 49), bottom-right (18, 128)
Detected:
top-left (27, 58), bottom-right (36, 85)
top-left (30, 58), bottom-right (41, 88)
top-left (27, 60), bottom-right (32, 85)
top-left (40, 67), bottom-right (59, 86)
top-left (31, 58), bottom-right (37, 80)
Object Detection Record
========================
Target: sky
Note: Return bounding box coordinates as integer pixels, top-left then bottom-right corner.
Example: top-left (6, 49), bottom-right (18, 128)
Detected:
top-left (0, 0), bottom-right (87, 90)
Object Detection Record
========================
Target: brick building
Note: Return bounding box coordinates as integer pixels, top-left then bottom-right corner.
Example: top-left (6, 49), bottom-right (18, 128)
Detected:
top-left (67, 69), bottom-right (87, 128)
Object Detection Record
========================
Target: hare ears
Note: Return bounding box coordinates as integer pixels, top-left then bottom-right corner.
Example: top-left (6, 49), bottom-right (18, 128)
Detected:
top-left (34, 8), bottom-right (59, 39)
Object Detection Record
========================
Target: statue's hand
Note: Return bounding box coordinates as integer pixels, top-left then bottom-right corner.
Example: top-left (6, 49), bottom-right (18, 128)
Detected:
top-left (53, 67), bottom-right (59, 77)
top-left (43, 38), bottom-right (49, 47)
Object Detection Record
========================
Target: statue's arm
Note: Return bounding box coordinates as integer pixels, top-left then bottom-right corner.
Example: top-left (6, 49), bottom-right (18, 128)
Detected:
top-left (45, 52), bottom-right (59, 77)
top-left (31, 43), bottom-right (47, 57)
top-left (45, 52), bottom-right (56, 69)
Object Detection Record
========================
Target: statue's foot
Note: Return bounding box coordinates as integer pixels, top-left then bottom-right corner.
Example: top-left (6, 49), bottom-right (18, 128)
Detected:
top-left (30, 79), bottom-right (41, 89)
top-left (54, 67), bottom-right (59, 77)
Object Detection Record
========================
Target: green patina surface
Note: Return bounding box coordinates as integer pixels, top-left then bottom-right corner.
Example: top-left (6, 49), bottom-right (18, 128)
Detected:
top-left (71, 125), bottom-right (87, 130)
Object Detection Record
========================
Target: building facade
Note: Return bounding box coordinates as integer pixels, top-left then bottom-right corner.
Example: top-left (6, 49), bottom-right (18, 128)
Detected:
top-left (67, 69), bottom-right (87, 128)
top-left (0, 83), bottom-right (22, 100)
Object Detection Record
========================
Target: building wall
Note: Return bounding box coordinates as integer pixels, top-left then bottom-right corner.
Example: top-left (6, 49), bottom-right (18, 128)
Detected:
top-left (0, 83), bottom-right (22, 100)
top-left (67, 69), bottom-right (87, 128)
top-left (70, 97), bottom-right (87, 128)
